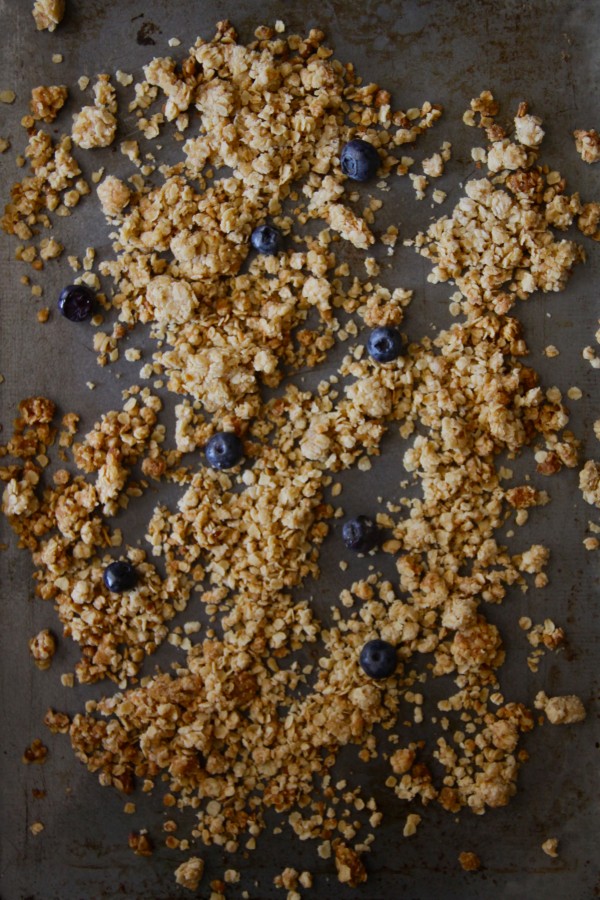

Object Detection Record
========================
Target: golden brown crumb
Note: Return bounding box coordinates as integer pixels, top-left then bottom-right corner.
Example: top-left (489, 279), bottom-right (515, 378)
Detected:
top-left (128, 831), bottom-right (153, 856)
top-left (28, 629), bottom-right (56, 669)
top-left (458, 851), bottom-right (481, 871)
top-left (22, 738), bottom-right (48, 764)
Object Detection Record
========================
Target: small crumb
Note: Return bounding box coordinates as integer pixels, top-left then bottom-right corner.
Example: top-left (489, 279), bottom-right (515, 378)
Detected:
top-left (0, 90), bottom-right (16, 104)
top-left (52, 54), bottom-right (63, 64)
top-left (458, 851), bottom-right (481, 872)
top-left (542, 838), bottom-right (559, 858)
top-left (544, 345), bottom-right (560, 358)
top-left (23, 738), bottom-right (49, 765)
top-left (128, 831), bottom-right (153, 856)
top-left (29, 822), bottom-right (45, 836)
top-left (403, 813), bottom-right (421, 837)
top-left (37, 308), bottom-right (50, 323)
top-left (567, 386), bottom-right (582, 400)
top-left (168, 38), bottom-right (181, 47)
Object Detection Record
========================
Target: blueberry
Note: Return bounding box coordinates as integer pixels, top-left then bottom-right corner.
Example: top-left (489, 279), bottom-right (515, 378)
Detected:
top-left (340, 138), bottom-right (380, 182)
top-left (103, 560), bottom-right (138, 593)
top-left (205, 431), bottom-right (243, 470)
top-left (58, 284), bottom-right (96, 322)
top-left (342, 515), bottom-right (379, 553)
top-left (250, 224), bottom-right (281, 255)
top-left (367, 326), bottom-right (405, 363)
top-left (359, 639), bottom-right (397, 679)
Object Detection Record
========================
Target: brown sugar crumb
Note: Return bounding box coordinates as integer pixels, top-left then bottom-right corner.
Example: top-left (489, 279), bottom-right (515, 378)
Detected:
top-left (333, 840), bottom-right (367, 887)
top-left (22, 738), bottom-right (48, 764)
top-left (458, 851), bottom-right (481, 872)
top-left (29, 821), bottom-right (45, 836)
top-left (128, 831), bottom-right (153, 857)
top-left (574, 128), bottom-right (600, 163)
top-left (28, 628), bottom-right (56, 669)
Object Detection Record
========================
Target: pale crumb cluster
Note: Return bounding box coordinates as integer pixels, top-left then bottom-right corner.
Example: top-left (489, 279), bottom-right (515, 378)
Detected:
top-left (28, 628), bottom-right (57, 669)
top-left (574, 128), bottom-right (600, 163)
top-left (32, 0), bottom-right (65, 32)
top-left (72, 74), bottom-right (118, 150)
top-left (174, 856), bottom-right (205, 891)
top-left (534, 691), bottom-right (587, 724)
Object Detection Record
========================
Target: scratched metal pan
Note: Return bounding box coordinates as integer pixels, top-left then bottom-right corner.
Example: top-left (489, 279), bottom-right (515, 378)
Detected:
top-left (0, 1), bottom-right (598, 898)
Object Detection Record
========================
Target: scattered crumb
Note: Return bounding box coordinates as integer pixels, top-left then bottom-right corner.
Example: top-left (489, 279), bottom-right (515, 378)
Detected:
top-left (574, 128), bottom-right (600, 163)
top-left (174, 857), bottom-right (205, 891)
top-left (542, 837), bottom-right (559, 858)
top-left (458, 851), bottom-right (481, 872)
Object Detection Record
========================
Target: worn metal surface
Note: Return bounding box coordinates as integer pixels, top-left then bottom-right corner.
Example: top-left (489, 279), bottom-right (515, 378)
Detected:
top-left (0, 1), bottom-right (598, 898)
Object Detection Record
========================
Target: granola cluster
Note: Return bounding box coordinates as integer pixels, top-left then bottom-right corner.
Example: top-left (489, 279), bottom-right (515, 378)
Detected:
top-left (0, 21), bottom-right (593, 896)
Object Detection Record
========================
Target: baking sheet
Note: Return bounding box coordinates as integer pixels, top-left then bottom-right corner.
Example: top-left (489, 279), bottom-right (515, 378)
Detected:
top-left (0, 1), bottom-right (598, 898)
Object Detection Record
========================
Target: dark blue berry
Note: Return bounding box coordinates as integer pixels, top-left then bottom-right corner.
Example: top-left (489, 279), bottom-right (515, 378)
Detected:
top-left (340, 138), bottom-right (380, 182)
top-left (205, 431), bottom-right (243, 470)
top-left (250, 224), bottom-right (281, 255)
top-left (367, 326), bottom-right (405, 363)
top-left (103, 560), bottom-right (138, 593)
top-left (342, 515), bottom-right (379, 553)
top-left (58, 284), bottom-right (96, 322)
top-left (359, 639), bottom-right (397, 679)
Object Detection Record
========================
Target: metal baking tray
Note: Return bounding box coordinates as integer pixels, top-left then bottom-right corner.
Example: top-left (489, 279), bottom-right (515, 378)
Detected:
top-left (0, 1), bottom-right (598, 898)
